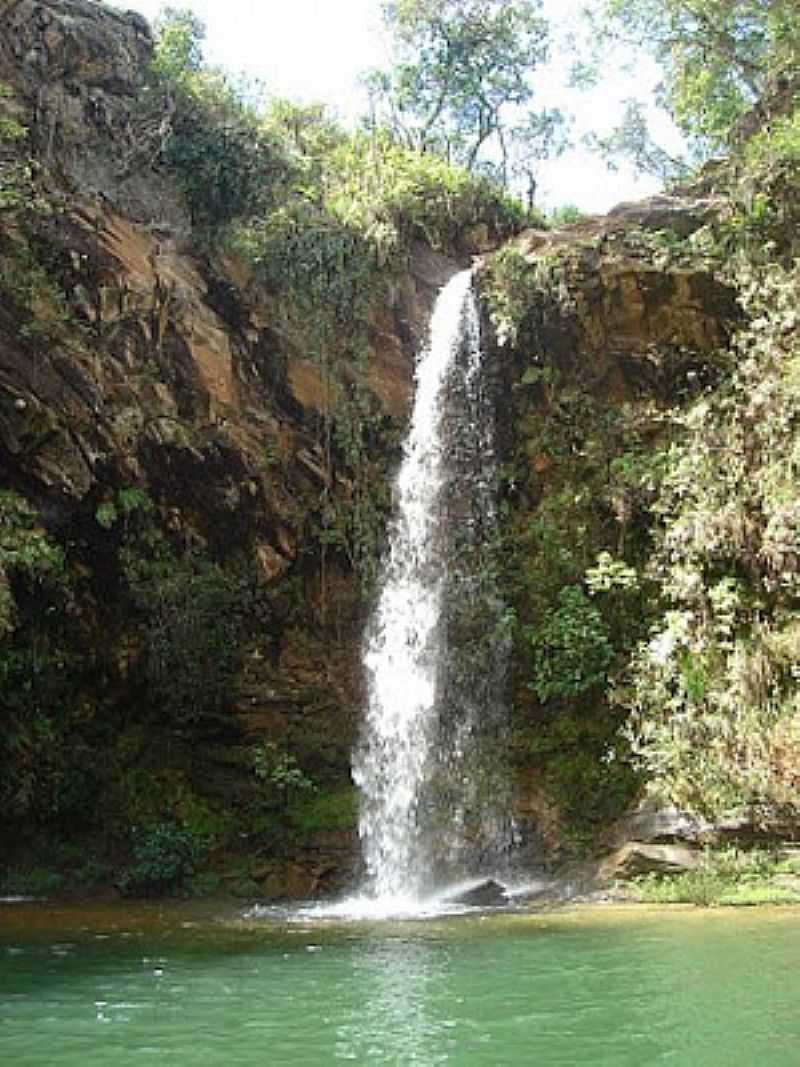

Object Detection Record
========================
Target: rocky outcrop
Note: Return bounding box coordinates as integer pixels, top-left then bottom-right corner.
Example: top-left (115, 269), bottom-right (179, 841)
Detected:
top-left (0, 0), bottom-right (186, 226)
top-left (599, 842), bottom-right (701, 881)
top-left (445, 878), bottom-right (509, 907)
top-left (0, 0), bottom-right (464, 897)
top-left (482, 196), bottom-right (738, 407)
top-left (478, 192), bottom-right (745, 859)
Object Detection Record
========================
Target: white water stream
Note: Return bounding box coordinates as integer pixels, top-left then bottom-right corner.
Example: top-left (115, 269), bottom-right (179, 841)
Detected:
top-left (352, 270), bottom-right (512, 914)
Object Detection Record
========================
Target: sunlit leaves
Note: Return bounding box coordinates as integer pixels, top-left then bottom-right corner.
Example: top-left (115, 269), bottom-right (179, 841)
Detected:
top-left (596, 0), bottom-right (800, 150)
top-left (368, 0), bottom-right (557, 186)
top-left (620, 259), bottom-right (800, 819)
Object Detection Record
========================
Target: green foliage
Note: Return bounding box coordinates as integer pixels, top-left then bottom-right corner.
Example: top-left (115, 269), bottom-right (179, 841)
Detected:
top-left (0, 637), bottom-right (104, 824)
top-left (636, 847), bottom-right (800, 907)
top-left (325, 132), bottom-right (527, 257)
top-left (185, 870), bottom-right (223, 897)
top-left (288, 788), bottom-right (358, 836)
top-left (0, 865), bottom-right (64, 897)
top-left (150, 6), bottom-right (205, 85)
top-left (619, 259), bottom-right (800, 819)
top-left (234, 132), bottom-right (525, 337)
top-left (119, 821), bottom-right (211, 897)
top-left (124, 542), bottom-right (252, 725)
top-left (95, 487), bottom-right (153, 530)
top-left (482, 242), bottom-right (541, 347)
top-left (72, 858), bottom-right (114, 888)
top-left (0, 83), bottom-right (33, 213)
top-left (146, 9), bottom-right (292, 233)
top-left (585, 98), bottom-right (690, 181)
top-left (524, 585), bottom-right (614, 702)
top-left (0, 495), bottom-right (69, 817)
top-left (149, 10), bottom-right (525, 281)
top-left (252, 742), bottom-right (315, 807)
top-left (489, 141), bottom-right (800, 829)
top-left (745, 110), bottom-right (800, 168)
top-left (595, 0), bottom-right (800, 151)
top-left (585, 552), bottom-right (639, 595)
top-left (0, 492), bottom-right (64, 596)
top-left (234, 200), bottom-right (377, 329)
top-left (368, 0), bottom-right (556, 187)
top-left (513, 709), bottom-right (638, 844)
top-left (0, 240), bottom-right (75, 346)
top-left (547, 204), bottom-right (587, 226)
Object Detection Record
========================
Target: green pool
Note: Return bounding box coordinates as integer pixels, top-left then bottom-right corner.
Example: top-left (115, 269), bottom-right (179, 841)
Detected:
top-left (2, 901), bottom-right (799, 1065)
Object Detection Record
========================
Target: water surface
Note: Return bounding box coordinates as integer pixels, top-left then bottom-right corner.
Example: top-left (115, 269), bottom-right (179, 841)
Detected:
top-left (2, 902), bottom-right (799, 1065)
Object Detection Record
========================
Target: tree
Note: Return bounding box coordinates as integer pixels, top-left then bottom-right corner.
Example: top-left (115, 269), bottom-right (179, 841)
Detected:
top-left (506, 107), bottom-right (570, 208)
top-left (366, 0), bottom-right (556, 186)
top-left (150, 6), bottom-right (206, 88)
top-left (596, 0), bottom-right (800, 150)
top-left (585, 98), bottom-right (690, 182)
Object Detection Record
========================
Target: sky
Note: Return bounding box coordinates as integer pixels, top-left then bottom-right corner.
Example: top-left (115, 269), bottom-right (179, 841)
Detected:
top-left (111, 0), bottom-right (677, 213)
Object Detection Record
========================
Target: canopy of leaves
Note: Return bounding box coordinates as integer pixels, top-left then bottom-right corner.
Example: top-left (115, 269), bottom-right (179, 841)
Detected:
top-left (598, 0), bottom-right (800, 151)
top-left (366, 0), bottom-right (560, 187)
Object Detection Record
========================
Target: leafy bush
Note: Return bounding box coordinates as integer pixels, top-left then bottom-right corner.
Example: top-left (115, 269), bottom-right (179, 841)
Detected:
top-left (72, 859), bottom-right (113, 888)
top-left (124, 543), bottom-right (250, 725)
top-left (0, 865), bottom-right (64, 896)
top-left (0, 491), bottom-right (64, 635)
top-left (161, 75), bottom-right (290, 232)
top-left (0, 82), bottom-right (33, 213)
top-left (524, 585), bottom-right (614, 702)
top-left (94, 487), bottom-right (153, 531)
top-left (120, 822), bottom-right (210, 897)
top-left (233, 200), bottom-right (377, 330)
top-left (252, 742), bottom-right (315, 809)
top-left (548, 204), bottom-right (587, 225)
top-left (325, 132), bottom-right (527, 256)
top-left (142, 9), bottom-right (293, 233)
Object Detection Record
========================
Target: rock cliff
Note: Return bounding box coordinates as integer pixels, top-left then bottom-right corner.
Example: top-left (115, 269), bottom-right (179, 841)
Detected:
top-left (0, 0), bottom-right (763, 895)
top-left (477, 190), bottom-right (743, 853)
top-left (0, 0), bottom-right (461, 897)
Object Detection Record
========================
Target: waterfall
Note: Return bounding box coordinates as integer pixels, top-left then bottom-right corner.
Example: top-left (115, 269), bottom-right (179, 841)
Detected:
top-left (353, 269), bottom-right (512, 906)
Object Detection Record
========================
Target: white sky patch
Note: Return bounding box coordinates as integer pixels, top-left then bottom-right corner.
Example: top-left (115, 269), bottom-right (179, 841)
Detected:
top-left (112, 0), bottom-right (683, 213)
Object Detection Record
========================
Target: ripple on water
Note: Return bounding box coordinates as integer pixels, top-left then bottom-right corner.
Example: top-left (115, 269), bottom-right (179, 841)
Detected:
top-left (3, 902), bottom-right (800, 1066)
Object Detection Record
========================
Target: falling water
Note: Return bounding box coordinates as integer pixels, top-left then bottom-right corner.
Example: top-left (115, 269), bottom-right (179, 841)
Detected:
top-left (353, 269), bottom-right (512, 907)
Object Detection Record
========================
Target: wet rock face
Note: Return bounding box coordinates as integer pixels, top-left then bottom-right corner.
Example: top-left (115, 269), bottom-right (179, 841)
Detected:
top-left (0, 3), bottom-right (462, 894)
top-left (478, 195), bottom-right (744, 861)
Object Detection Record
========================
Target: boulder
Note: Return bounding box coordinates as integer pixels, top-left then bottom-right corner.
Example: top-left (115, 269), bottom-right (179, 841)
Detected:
top-left (446, 879), bottom-right (508, 907)
top-left (601, 842), bottom-right (701, 881)
top-left (606, 800), bottom-right (713, 848)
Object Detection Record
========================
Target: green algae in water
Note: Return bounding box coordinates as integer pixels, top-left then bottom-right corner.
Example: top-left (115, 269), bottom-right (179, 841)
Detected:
top-left (2, 903), bottom-right (800, 1065)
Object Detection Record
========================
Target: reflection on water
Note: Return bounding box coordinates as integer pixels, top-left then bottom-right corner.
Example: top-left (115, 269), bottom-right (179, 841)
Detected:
top-left (336, 937), bottom-right (448, 1063)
